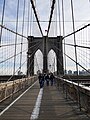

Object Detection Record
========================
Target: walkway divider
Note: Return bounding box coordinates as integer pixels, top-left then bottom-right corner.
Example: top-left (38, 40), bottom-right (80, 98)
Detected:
top-left (30, 88), bottom-right (43, 120)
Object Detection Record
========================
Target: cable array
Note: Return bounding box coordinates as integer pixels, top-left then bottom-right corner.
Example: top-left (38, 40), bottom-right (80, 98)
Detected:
top-left (0, 0), bottom-right (42, 76)
top-left (0, 0), bottom-right (90, 78)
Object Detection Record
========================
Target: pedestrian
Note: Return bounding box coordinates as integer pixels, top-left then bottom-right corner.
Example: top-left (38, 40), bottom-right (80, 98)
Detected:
top-left (45, 74), bottom-right (50, 86)
top-left (42, 74), bottom-right (45, 87)
top-left (38, 73), bottom-right (44, 88)
top-left (50, 73), bottom-right (55, 86)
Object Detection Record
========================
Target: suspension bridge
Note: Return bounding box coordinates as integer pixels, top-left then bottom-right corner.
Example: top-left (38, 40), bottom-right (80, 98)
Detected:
top-left (0, 0), bottom-right (90, 119)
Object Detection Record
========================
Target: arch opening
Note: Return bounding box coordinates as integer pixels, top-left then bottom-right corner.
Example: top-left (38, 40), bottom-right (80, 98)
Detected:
top-left (34, 49), bottom-right (43, 74)
top-left (48, 49), bottom-right (57, 74)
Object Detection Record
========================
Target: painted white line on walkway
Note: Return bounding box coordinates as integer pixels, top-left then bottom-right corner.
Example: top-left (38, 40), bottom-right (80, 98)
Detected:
top-left (0, 80), bottom-right (38, 116)
top-left (30, 88), bottom-right (43, 120)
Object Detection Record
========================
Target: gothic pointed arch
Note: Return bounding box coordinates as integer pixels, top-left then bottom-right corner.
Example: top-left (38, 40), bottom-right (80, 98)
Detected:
top-left (34, 49), bottom-right (43, 74)
top-left (27, 36), bottom-right (64, 76)
top-left (48, 49), bottom-right (57, 74)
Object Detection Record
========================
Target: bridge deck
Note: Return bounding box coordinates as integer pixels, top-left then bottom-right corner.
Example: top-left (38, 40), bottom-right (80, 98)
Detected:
top-left (0, 80), bottom-right (90, 120)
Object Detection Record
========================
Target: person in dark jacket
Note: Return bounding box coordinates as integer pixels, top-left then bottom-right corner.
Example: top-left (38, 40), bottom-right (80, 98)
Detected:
top-left (50, 73), bottom-right (55, 86)
top-left (38, 73), bottom-right (44, 88)
top-left (45, 74), bottom-right (50, 86)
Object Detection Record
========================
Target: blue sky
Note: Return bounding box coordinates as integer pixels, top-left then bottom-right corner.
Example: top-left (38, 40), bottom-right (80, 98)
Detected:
top-left (0, 0), bottom-right (90, 36)
top-left (0, 0), bottom-right (90, 74)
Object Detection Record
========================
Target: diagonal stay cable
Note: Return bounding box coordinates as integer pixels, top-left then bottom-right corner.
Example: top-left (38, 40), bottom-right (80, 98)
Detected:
top-left (0, 42), bottom-right (27, 47)
top-left (56, 54), bottom-right (73, 81)
top-left (0, 41), bottom-right (41, 64)
top-left (63, 43), bottom-right (90, 49)
top-left (63, 23), bottom-right (90, 39)
top-left (0, 41), bottom-right (42, 59)
top-left (47, 0), bottom-right (56, 36)
top-left (52, 40), bottom-right (90, 65)
top-left (30, 0), bottom-right (43, 36)
top-left (64, 53), bottom-right (90, 74)
top-left (49, 39), bottom-right (90, 50)
top-left (7, 41), bottom-right (41, 82)
top-left (0, 25), bottom-right (27, 39)
top-left (0, 40), bottom-right (41, 48)
top-left (4, 52), bottom-right (36, 103)
top-left (54, 44), bottom-right (90, 74)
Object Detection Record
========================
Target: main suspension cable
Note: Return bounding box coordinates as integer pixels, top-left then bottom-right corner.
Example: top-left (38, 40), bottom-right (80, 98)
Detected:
top-left (47, 0), bottom-right (56, 36)
top-left (30, 0), bottom-right (43, 36)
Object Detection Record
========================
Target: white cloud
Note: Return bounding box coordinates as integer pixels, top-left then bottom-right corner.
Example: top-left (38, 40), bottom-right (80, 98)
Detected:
top-left (0, 0), bottom-right (90, 75)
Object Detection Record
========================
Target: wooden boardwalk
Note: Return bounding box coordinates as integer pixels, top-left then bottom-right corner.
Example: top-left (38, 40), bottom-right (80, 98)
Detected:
top-left (0, 80), bottom-right (90, 120)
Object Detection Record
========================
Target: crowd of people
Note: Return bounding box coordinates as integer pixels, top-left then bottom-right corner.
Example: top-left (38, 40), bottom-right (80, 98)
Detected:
top-left (38, 73), bottom-right (55, 88)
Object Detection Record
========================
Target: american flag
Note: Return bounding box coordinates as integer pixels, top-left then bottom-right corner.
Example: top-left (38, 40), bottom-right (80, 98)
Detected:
top-left (45, 30), bottom-right (47, 32)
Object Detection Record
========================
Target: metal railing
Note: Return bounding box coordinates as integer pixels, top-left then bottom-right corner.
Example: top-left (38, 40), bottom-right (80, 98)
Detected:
top-left (56, 77), bottom-right (90, 112)
top-left (0, 76), bottom-right (37, 102)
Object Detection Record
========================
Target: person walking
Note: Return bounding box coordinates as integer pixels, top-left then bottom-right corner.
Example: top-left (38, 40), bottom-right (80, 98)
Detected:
top-left (45, 74), bottom-right (50, 86)
top-left (50, 73), bottom-right (55, 86)
top-left (38, 73), bottom-right (44, 88)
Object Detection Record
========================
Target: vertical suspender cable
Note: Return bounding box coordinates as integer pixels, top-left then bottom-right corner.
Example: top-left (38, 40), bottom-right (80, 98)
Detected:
top-left (53, 1), bottom-right (56, 36)
top-left (62, 0), bottom-right (67, 99)
top-left (55, 1), bottom-right (57, 36)
top-left (27, 0), bottom-right (30, 37)
top-left (70, 0), bottom-right (81, 110)
top-left (20, 0), bottom-right (26, 72)
top-left (30, 4), bottom-right (32, 36)
top-left (86, 30), bottom-right (87, 68)
top-left (12, 0), bottom-right (19, 98)
top-left (13, 0), bottom-right (19, 75)
top-left (0, 0), bottom-right (6, 44)
top-left (57, 0), bottom-right (61, 35)
top-left (2, 0), bottom-right (6, 74)
top-left (62, 0), bottom-right (66, 74)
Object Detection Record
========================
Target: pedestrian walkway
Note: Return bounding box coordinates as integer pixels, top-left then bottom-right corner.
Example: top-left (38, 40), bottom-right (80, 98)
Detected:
top-left (38, 84), bottom-right (90, 120)
top-left (0, 80), bottom-right (90, 120)
top-left (0, 81), bottom-right (40, 120)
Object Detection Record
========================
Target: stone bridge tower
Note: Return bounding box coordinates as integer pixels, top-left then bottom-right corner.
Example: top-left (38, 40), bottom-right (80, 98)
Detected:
top-left (27, 36), bottom-right (64, 76)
